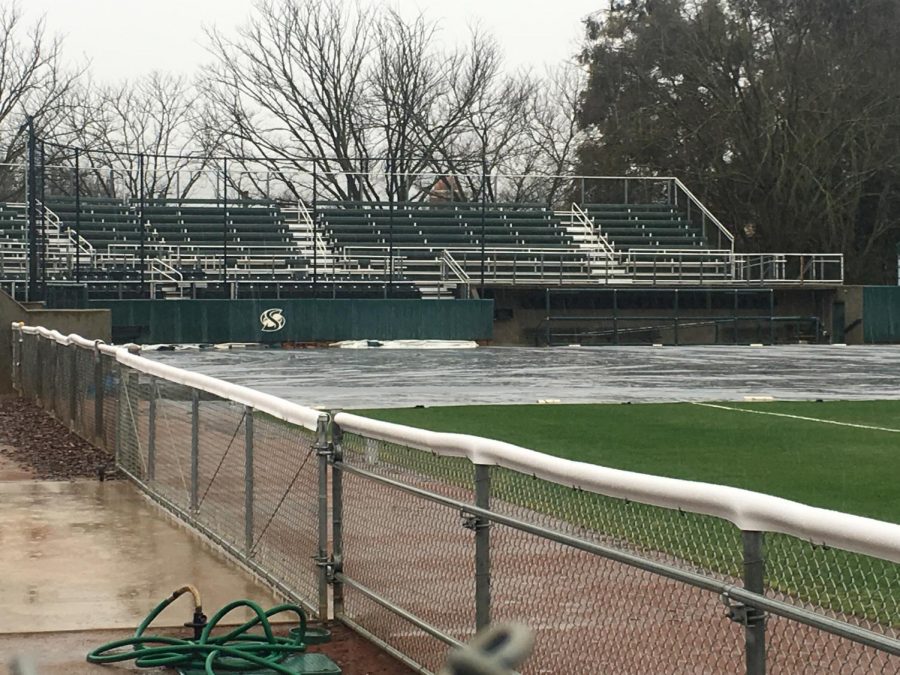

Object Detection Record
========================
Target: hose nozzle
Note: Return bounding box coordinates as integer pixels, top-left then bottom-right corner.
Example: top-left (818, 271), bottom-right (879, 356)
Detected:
top-left (171, 585), bottom-right (207, 640)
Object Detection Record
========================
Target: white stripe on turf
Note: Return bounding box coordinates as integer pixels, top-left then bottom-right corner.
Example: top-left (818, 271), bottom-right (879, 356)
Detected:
top-left (690, 401), bottom-right (900, 433)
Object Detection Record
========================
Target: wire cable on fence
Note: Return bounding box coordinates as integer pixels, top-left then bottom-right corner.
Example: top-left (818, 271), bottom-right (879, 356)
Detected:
top-left (197, 408), bottom-right (247, 509)
top-left (249, 444), bottom-right (316, 557)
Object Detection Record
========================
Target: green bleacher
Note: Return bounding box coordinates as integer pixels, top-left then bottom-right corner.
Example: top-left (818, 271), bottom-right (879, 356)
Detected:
top-left (582, 203), bottom-right (707, 251)
top-left (0, 203), bottom-right (26, 239)
top-left (139, 198), bottom-right (291, 247)
top-left (317, 201), bottom-right (574, 253)
top-left (48, 198), bottom-right (144, 251)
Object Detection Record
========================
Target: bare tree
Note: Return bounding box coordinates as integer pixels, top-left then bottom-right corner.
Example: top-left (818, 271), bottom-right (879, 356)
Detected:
top-left (519, 64), bottom-right (586, 205)
top-left (201, 0), bottom-right (374, 202)
top-left (199, 0), bottom-right (548, 204)
top-left (62, 72), bottom-right (208, 200)
top-left (0, 3), bottom-right (80, 200)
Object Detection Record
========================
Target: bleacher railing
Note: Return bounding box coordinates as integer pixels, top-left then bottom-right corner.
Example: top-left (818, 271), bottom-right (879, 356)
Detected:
top-left (10, 322), bottom-right (900, 674)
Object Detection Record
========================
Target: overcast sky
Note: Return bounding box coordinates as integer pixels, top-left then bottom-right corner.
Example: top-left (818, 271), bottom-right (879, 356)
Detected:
top-left (23, 1), bottom-right (601, 82)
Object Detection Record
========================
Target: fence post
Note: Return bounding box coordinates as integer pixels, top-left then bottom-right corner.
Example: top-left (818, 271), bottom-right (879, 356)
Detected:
top-left (68, 343), bottom-right (78, 430)
top-left (48, 341), bottom-right (56, 410)
top-left (147, 378), bottom-right (157, 481)
top-left (94, 345), bottom-right (104, 446)
top-left (742, 531), bottom-right (767, 675)
top-left (331, 421), bottom-right (344, 620)
top-left (474, 464), bottom-right (491, 631)
top-left (244, 405), bottom-right (254, 555)
top-left (11, 325), bottom-right (21, 392)
top-left (114, 363), bottom-right (123, 464)
top-left (316, 415), bottom-right (330, 620)
top-left (191, 389), bottom-right (199, 512)
top-left (35, 336), bottom-right (43, 403)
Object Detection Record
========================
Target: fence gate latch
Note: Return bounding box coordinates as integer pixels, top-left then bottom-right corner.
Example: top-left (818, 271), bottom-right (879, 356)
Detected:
top-left (721, 592), bottom-right (765, 627)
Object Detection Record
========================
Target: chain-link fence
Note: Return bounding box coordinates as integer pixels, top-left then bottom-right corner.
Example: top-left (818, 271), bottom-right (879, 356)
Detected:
top-left (12, 323), bottom-right (330, 619)
top-left (10, 323), bottom-right (900, 674)
top-left (330, 413), bottom-right (900, 675)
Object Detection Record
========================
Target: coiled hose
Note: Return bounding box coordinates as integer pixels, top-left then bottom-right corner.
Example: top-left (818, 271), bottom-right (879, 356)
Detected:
top-left (86, 586), bottom-right (309, 674)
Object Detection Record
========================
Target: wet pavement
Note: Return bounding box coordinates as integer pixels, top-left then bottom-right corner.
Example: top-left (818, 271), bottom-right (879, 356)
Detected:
top-left (0, 480), bottom-right (280, 635)
top-left (147, 344), bottom-right (900, 409)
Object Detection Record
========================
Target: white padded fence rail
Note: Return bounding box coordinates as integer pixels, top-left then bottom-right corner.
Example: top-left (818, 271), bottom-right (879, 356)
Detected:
top-left (13, 323), bottom-right (900, 564)
top-left (333, 411), bottom-right (900, 563)
top-left (15, 324), bottom-right (324, 432)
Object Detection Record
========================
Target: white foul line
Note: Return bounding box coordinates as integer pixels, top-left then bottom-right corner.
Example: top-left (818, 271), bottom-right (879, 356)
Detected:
top-left (690, 401), bottom-right (900, 434)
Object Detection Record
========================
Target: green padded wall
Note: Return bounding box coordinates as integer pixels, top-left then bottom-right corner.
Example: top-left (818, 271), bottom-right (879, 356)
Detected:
top-left (863, 286), bottom-right (900, 343)
top-left (90, 298), bottom-right (494, 344)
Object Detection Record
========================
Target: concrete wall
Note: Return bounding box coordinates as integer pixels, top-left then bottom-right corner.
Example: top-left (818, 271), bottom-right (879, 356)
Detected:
top-left (0, 290), bottom-right (110, 394)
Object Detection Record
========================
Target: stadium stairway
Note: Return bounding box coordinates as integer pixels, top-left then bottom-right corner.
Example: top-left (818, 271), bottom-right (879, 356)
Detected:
top-left (570, 203), bottom-right (733, 283)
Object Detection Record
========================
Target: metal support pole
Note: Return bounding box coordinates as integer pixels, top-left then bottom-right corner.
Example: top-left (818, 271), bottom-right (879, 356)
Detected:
top-left (222, 158), bottom-right (229, 298)
top-left (94, 347), bottom-right (104, 446)
top-left (480, 172), bottom-right (486, 295)
top-left (316, 416), bottom-right (330, 620)
top-left (331, 422), bottom-right (344, 619)
top-left (733, 289), bottom-right (739, 344)
top-left (544, 288), bottom-right (551, 346)
top-left (613, 289), bottom-right (620, 345)
top-left (147, 378), bottom-right (157, 481)
top-left (138, 153), bottom-right (146, 296)
top-left (35, 336), bottom-right (44, 403)
top-left (673, 289), bottom-right (680, 346)
top-left (474, 464), bottom-right (491, 630)
top-left (74, 148), bottom-right (82, 282)
top-left (769, 290), bottom-right (775, 345)
top-left (191, 389), bottom-right (199, 512)
top-left (388, 184), bottom-right (395, 298)
top-left (39, 141), bottom-right (46, 296)
top-left (24, 116), bottom-right (39, 301)
top-left (244, 405), bottom-right (254, 555)
top-left (114, 364), bottom-right (123, 464)
top-left (47, 342), bottom-right (56, 411)
top-left (12, 327), bottom-right (22, 392)
top-left (68, 344), bottom-right (77, 429)
top-left (312, 165), bottom-right (318, 297)
top-left (742, 531), bottom-right (767, 675)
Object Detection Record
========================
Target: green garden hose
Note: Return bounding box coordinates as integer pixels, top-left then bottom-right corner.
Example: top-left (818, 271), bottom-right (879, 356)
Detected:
top-left (86, 586), bottom-right (310, 674)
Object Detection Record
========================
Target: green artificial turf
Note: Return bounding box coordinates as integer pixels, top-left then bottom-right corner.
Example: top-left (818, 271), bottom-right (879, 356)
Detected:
top-left (349, 400), bottom-right (900, 625)
top-left (353, 400), bottom-right (900, 524)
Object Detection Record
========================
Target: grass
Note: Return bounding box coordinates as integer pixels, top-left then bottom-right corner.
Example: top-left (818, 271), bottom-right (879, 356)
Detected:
top-left (353, 400), bottom-right (900, 524)
top-left (350, 400), bottom-right (900, 625)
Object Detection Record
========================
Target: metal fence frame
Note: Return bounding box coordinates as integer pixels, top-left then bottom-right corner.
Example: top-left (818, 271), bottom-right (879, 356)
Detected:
top-left (10, 322), bottom-right (900, 674)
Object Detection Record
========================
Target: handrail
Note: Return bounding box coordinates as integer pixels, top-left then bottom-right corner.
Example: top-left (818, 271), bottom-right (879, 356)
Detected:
top-left (672, 178), bottom-right (734, 250)
top-left (295, 197), bottom-right (330, 261)
top-left (441, 249), bottom-right (471, 284)
top-left (571, 203), bottom-right (616, 258)
top-left (40, 202), bottom-right (96, 264)
top-left (333, 411), bottom-right (900, 563)
top-left (148, 257), bottom-right (184, 284)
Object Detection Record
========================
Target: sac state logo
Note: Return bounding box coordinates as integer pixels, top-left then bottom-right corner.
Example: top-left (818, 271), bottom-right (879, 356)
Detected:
top-left (260, 308), bottom-right (286, 332)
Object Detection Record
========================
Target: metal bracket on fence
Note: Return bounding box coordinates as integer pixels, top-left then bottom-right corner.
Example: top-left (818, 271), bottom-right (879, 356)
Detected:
top-left (317, 555), bottom-right (337, 582)
top-left (721, 592), bottom-right (766, 628)
top-left (460, 510), bottom-right (489, 531)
